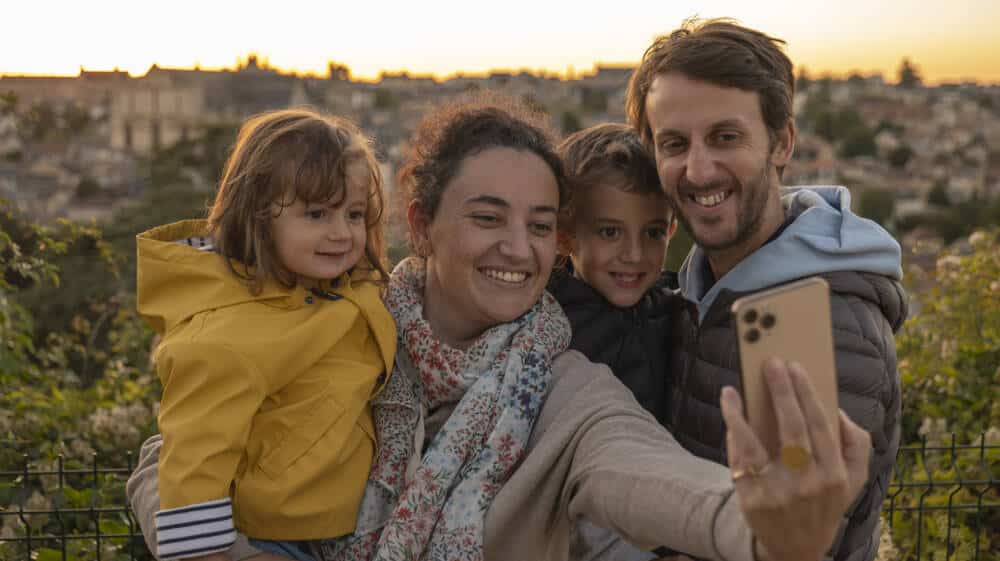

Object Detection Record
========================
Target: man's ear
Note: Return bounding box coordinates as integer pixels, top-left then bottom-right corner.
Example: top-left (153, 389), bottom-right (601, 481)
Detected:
top-left (667, 219), bottom-right (679, 240)
top-left (770, 119), bottom-right (797, 168)
top-left (407, 201), bottom-right (431, 256)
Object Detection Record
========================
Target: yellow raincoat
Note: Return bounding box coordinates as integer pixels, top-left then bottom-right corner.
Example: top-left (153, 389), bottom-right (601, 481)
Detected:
top-left (137, 220), bottom-right (395, 541)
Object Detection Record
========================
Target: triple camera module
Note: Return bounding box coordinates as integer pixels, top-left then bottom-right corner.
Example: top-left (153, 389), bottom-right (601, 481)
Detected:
top-left (742, 308), bottom-right (777, 343)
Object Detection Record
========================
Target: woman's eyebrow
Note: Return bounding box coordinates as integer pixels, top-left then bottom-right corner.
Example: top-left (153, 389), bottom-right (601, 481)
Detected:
top-left (464, 195), bottom-right (556, 215)
top-left (464, 195), bottom-right (508, 208)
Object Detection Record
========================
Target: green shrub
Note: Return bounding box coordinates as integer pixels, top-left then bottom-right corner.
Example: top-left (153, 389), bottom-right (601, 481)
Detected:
top-left (889, 228), bottom-right (1000, 560)
top-left (1, 200), bottom-right (158, 560)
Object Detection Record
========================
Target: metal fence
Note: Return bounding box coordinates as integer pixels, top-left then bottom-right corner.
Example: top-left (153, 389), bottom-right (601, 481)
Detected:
top-left (1, 436), bottom-right (998, 561)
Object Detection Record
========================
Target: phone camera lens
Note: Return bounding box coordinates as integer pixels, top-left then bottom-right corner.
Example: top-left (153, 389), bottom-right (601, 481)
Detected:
top-left (745, 328), bottom-right (760, 343)
top-left (743, 309), bottom-right (758, 324)
top-left (760, 313), bottom-right (776, 329)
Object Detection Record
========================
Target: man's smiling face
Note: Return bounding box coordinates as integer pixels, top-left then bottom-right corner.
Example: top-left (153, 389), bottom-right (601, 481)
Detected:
top-left (645, 72), bottom-right (791, 261)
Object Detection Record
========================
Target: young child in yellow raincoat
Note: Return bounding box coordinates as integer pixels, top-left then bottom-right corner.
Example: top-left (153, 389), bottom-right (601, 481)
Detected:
top-left (136, 109), bottom-right (395, 561)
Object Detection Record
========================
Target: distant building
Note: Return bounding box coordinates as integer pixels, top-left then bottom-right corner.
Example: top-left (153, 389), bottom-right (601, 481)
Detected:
top-left (0, 67), bottom-right (129, 107)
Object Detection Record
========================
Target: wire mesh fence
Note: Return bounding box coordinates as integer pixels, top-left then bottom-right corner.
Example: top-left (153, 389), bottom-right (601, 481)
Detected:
top-left (1, 435), bottom-right (997, 561)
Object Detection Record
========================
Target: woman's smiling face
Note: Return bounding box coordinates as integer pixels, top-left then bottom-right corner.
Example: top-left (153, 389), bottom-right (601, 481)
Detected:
top-left (410, 147), bottom-right (560, 348)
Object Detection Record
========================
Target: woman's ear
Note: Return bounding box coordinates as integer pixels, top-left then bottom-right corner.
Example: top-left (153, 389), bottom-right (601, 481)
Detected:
top-left (668, 219), bottom-right (679, 240)
top-left (407, 201), bottom-right (432, 256)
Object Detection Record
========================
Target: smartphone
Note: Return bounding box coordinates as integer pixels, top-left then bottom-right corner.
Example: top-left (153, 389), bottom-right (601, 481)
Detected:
top-left (731, 276), bottom-right (839, 459)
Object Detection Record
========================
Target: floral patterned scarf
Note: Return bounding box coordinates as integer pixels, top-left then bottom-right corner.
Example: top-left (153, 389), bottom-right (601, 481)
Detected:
top-left (318, 257), bottom-right (570, 561)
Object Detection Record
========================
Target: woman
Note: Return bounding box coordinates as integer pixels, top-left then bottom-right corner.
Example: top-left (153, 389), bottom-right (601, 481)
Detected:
top-left (127, 97), bottom-right (870, 561)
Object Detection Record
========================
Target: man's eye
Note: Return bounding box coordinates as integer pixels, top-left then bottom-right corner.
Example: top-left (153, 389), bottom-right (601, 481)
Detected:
top-left (715, 131), bottom-right (740, 143)
top-left (660, 139), bottom-right (686, 154)
top-left (598, 227), bottom-right (620, 240)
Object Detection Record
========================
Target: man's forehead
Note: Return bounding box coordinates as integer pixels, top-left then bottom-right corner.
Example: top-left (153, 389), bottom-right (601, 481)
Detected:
top-left (646, 73), bottom-right (764, 131)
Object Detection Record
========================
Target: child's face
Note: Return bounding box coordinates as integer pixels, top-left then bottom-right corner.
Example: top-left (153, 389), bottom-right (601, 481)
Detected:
top-left (271, 174), bottom-right (369, 284)
top-left (567, 183), bottom-right (673, 307)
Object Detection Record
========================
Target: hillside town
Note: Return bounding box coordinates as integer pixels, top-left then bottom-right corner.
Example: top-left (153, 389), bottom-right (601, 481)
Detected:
top-left (1, 56), bottom-right (998, 256)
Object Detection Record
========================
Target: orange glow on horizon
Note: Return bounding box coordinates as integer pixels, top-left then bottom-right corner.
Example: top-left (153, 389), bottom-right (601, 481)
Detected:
top-left (2, 0), bottom-right (998, 85)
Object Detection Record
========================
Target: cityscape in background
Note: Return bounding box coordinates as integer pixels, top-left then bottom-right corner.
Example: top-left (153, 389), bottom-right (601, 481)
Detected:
top-left (1, 55), bottom-right (998, 265)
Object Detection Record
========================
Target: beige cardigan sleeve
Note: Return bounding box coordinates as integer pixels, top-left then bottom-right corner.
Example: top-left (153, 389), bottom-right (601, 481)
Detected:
top-left (484, 350), bottom-right (755, 561)
top-left (126, 434), bottom-right (263, 560)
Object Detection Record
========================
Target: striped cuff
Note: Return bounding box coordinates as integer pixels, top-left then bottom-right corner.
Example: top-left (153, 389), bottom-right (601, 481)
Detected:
top-left (156, 497), bottom-right (237, 560)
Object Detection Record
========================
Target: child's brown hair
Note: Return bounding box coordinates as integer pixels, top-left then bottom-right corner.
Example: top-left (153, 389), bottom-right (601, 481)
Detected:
top-left (207, 108), bottom-right (387, 293)
top-left (557, 123), bottom-right (670, 233)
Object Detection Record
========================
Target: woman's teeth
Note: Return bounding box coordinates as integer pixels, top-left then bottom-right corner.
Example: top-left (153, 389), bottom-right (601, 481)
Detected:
top-left (482, 268), bottom-right (528, 283)
top-left (692, 191), bottom-right (732, 207)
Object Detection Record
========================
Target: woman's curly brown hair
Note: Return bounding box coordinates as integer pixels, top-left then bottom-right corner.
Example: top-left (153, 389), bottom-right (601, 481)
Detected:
top-left (396, 93), bottom-right (568, 251)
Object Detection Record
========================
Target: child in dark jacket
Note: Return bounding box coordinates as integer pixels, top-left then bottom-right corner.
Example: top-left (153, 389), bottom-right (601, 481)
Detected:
top-left (547, 123), bottom-right (679, 427)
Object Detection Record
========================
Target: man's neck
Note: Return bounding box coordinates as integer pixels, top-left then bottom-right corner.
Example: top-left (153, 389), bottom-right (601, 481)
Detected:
top-left (706, 198), bottom-right (787, 279)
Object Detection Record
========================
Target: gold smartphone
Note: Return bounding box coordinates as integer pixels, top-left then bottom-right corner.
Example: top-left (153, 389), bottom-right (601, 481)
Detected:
top-left (731, 276), bottom-right (839, 459)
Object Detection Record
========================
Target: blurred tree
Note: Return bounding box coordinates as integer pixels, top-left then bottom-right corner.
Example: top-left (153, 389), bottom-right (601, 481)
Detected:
top-left (560, 110), bottom-right (582, 135)
top-left (856, 188), bottom-right (895, 227)
top-left (927, 182), bottom-right (951, 207)
top-left (75, 176), bottom-right (101, 199)
top-left (664, 223), bottom-right (693, 272)
top-left (374, 89), bottom-right (398, 110)
top-left (795, 66), bottom-right (812, 92)
top-left (887, 144), bottom-right (913, 169)
top-left (897, 57), bottom-right (923, 89)
top-left (839, 123), bottom-right (877, 158)
top-left (63, 102), bottom-right (92, 134)
top-left (0, 91), bottom-right (17, 116)
top-left (22, 100), bottom-right (57, 141)
top-left (580, 87), bottom-right (608, 113)
top-left (874, 119), bottom-right (905, 135)
top-left (520, 93), bottom-right (547, 115)
top-left (327, 61), bottom-right (351, 81)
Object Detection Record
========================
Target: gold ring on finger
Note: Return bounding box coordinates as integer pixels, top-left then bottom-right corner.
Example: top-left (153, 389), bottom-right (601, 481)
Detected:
top-left (780, 444), bottom-right (812, 473)
top-left (731, 462), bottom-right (771, 482)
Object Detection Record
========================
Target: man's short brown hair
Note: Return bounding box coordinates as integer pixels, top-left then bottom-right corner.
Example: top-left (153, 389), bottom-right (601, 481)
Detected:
top-left (626, 17), bottom-right (794, 148)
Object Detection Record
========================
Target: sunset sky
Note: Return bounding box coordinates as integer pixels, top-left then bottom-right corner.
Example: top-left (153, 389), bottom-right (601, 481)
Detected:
top-left (3, 0), bottom-right (996, 84)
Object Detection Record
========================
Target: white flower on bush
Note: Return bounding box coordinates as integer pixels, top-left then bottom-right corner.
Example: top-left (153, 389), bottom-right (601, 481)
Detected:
top-left (875, 515), bottom-right (898, 561)
top-left (86, 402), bottom-right (151, 449)
top-left (986, 426), bottom-right (1000, 446)
top-left (67, 438), bottom-right (96, 462)
top-left (917, 417), bottom-right (949, 445)
top-left (11, 412), bottom-right (43, 438)
top-left (935, 255), bottom-right (963, 272)
top-left (0, 409), bottom-right (11, 435)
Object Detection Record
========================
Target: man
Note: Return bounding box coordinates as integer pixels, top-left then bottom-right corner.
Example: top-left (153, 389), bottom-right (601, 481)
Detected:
top-left (625, 19), bottom-right (907, 561)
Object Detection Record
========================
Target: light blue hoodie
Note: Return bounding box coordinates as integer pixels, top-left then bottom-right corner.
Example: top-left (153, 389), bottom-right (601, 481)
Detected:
top-left (677, 185), bottom-right (903, 322)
